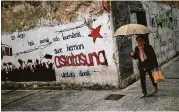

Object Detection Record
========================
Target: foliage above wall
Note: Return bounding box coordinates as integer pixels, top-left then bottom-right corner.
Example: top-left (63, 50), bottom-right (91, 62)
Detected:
top-left (156, 1), bottom-right (179, 8)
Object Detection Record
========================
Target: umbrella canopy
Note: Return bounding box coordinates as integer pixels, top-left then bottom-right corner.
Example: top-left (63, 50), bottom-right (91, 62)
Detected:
top-left (114, 24), bottom-right (152, 36)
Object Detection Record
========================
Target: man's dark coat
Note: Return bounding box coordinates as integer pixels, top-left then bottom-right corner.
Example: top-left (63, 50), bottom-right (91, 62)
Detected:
top-left (132, 44), bottom-right (158, 70)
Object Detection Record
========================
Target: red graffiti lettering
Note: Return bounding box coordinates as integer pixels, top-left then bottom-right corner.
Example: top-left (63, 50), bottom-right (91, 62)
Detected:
top-left (54, 50), bottom-right (108, 68)
top-left (97, 50), bottom-right (108, 65)
top-left (79, 53), bottom-right (88, 66)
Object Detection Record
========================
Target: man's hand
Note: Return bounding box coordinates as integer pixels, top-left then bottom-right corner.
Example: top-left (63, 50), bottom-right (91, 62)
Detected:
top-left (131, 52), bottom-right (134, 56)
top-left (153, 67), bottom-right (159, 71)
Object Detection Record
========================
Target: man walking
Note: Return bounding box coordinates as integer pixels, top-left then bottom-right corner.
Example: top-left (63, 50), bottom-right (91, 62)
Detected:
top-left (131, 35), bottom-right (158, 98)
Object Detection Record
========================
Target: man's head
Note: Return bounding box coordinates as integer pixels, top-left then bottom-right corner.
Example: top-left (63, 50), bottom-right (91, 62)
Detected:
top-left (136, 35), bottom-right (145, 46)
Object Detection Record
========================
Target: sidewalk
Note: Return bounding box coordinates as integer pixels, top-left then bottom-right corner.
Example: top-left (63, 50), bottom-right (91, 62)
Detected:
top-left (1, 56), bottom-right (179, 111)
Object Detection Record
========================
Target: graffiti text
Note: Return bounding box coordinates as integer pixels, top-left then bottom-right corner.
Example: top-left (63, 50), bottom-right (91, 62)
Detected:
top-left (54, 50), bottom-right (108, 68)
top-left (62, 31), bottom-right (82, 40)
top-left (61, 72), bottom-right (75, 78)
top-left (40, 38), bottom-right (49, 44)
top-left (79, 70), bottom-right (90, 76)
top-left (66, 43), bottom-right (84, 51)
top-left (54, 48), bottom-right (63, 54)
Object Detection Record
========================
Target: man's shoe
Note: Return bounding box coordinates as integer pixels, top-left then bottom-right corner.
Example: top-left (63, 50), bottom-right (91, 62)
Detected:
top-left (140, 94), bottom-right (147, 99)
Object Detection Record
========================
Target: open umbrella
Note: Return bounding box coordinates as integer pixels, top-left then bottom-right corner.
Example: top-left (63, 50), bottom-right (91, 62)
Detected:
top-left (114, 24), bottom-right (152, 36)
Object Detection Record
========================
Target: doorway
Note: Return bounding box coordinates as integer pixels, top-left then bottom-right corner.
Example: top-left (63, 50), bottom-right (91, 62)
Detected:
top-left (132, 11), bottom-right (149, 44)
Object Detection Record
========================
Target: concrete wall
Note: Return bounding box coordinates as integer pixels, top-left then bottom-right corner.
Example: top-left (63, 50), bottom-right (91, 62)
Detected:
top-left (1, 1), bottom-right (119, 87)
top-left (143, 2), bottom-right (179, 65)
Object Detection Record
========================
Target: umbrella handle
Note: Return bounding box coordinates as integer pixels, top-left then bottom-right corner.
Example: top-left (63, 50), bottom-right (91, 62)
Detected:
top-left (132, 34), bottom-right (137, 51)
top-left (132, 34), bottom-right (136, 38)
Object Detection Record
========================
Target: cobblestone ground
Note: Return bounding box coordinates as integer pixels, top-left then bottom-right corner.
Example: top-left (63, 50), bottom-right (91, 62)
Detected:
top-left (1, 56), bottom-right (179, 111)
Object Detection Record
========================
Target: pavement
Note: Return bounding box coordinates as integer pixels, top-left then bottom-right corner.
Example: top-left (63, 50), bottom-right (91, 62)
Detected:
top-left (1, 56), bottom-right (179, 111)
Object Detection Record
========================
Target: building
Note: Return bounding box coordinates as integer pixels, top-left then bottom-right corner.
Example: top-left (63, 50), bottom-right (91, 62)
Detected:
top-left (1, 1), bottom-right (179, 88)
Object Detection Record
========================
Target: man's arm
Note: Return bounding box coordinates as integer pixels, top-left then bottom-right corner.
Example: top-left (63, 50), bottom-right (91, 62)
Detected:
top-left (149, 45), bottom-right (158, 67)
top-left (131, 47), bottom-right (139, 60)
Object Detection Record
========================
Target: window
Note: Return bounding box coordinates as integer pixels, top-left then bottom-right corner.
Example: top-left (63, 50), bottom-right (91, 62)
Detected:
top-left (1, 44), bottom-right (12, 56)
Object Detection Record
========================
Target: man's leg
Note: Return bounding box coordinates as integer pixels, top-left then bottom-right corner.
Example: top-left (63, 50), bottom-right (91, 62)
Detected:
top-left (147, 70), bottom-right (158, 91)
top-left (139, 69), bottom-right (147, 96)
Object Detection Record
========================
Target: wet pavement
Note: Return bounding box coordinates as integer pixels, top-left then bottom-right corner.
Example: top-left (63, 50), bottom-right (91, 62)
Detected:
top-left (1, 56), bottom-right (179, 111)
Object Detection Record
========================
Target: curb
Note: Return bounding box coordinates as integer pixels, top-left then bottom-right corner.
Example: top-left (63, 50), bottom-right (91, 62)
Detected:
top-left (1, 81), bottom-right (118, 90)
top-left (161, 55), bottom-right (179, 70)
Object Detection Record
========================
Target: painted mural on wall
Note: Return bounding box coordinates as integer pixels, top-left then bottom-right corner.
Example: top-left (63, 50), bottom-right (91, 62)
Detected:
top-left (1, 58), bottom-right (55, 81)
top-left (1, 13), bottom-right (117, 83)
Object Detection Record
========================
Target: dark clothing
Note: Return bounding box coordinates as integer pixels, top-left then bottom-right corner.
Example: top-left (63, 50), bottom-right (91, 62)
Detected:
top-left (132, 44), bottom-right (158, 95)
top-left (140, 69), bottom-right (157, 94)
top-left (132, 44), bottom-right (158, 70)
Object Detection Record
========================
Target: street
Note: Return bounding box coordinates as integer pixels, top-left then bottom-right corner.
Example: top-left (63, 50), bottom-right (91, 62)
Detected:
top-left (1, 56), bottom-right (179, 111)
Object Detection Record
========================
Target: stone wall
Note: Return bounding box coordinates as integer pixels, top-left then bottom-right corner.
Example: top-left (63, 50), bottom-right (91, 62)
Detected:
top-left (143, 1), bottom-right (179, 65)
top-left (1, 1), bottom-right (105, 34)
top-left (111, 1), bottom-right (143, 88)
